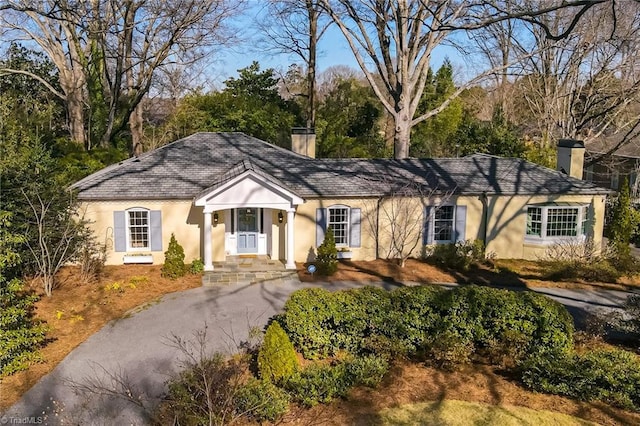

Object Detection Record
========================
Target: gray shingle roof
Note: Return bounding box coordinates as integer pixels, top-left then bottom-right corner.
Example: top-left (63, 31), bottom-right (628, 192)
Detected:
top-left (72, 132), bottom-right (611, 200)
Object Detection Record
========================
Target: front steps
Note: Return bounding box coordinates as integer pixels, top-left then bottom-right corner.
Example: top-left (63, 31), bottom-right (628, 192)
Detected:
top-left (202, 255), bottom-right (299, 286)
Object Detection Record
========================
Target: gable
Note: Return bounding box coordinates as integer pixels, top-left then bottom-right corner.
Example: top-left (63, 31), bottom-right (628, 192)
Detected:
top-left (194, 171), bottom-right (303, 210)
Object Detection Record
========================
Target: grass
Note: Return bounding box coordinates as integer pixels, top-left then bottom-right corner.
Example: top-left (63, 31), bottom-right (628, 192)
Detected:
top-left (378, 400), bottom-right (597, 426)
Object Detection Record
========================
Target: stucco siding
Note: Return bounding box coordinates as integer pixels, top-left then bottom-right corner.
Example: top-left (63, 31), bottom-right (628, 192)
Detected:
top-left (484, 194), bottom-right (605, 259)
top-left (82, 200), bottom-right (203, 265)
top-left (83, 192), bottom-right (606, 267)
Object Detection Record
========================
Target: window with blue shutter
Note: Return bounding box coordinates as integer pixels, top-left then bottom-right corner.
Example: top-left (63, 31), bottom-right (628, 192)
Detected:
top-left (424, 205), bottom-right (467, 245)
top-left (349, 208), bottom-right (361, 248)
top-left (316, 205), bottom-right (362, 248)
top-left (455, 205), bottom-right (466, 242)
top-left (316, 208), bottom-right (326, 247)
top-left (115, 208), bottom-right (163, 251)
top-left (114, 211), bottom-right (126, 252)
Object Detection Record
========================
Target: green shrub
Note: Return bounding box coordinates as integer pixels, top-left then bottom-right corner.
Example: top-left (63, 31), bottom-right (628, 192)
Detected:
top-left (0, 277), bottom-right (48, 377)
top-left (257, 322), bottom-right (298, 384)
top-left (189, 258), bottom-right (204, 274)
top-left (344, 354), bottom-right (390, 387)
top-left (279, 286), bottom-right (397, 358)
top-left (521, 348), bottom-right (640, 411)
top-left (234, 378), bottom-right (290, 422)
top-left (161, 233), bottom-right (186, 279)
top-left (286, 355), bottom-right (390, 407)
top-left (278, 288), bottom-right (339, 359)
top-left (165, 352), bottom-right (247, 425)
top-left (385, 286), bottom-right (443, 356)
top-left (427, 286), bottom-right (574, 366)
top-left (286, 363), bottom-right (351, 407)
top-left (316, 227), bottom-right (338, 275)
top-left (279, 285), bottom-right (574, 372)
top-left (423, 329), bottom-right (474, 370)
top-left (545, 258), bottom-right (621, 283)
top-left (427, 239), bottom-right (485, 271)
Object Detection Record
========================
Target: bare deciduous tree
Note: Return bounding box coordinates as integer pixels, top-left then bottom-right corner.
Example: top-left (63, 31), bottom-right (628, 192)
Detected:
top-left (514, 1), bottom-right (640, 147)
top-left (318, 0), bottom-right (608, 159)
top-left (1, 0), bottom-right (241, 154)
top-left (365, 180), bottom-right (452, 267)
top-left (258, 0), bottom-right (330, 128)
top-left (22, 190), bottom-right (84, 296)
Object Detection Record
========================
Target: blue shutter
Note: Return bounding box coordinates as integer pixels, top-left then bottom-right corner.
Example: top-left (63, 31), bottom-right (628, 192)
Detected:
top-left (423, 206), bottom-right (433, 245)
top-left (150, 210), bottom-right (163, 251)
top-left (114, 211), bottom-right (126, 252)
top-left (349, 208), bottom-right (361, 247)
top-left (455, 205), bottom-right (467, 242)
top-left (316, 208), bottom-right (326, 247)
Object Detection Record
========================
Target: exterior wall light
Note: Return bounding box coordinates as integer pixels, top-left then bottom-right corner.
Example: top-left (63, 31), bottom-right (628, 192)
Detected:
top-left (213, 213), bottom-right (219, 223)
top-left (278, 211), bottom-right (284, 223)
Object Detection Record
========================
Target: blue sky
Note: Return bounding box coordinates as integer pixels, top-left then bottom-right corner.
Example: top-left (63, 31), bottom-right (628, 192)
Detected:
top-left (208, 4), bottom-right (459, 88)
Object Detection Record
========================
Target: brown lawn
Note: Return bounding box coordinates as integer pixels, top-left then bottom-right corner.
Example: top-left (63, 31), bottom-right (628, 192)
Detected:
top-left (2, 258), bottom-right (639, 423)
top-left (297, 258), bottom-right (640, 291)
top-left (0, 265), bottom-right (201, 410)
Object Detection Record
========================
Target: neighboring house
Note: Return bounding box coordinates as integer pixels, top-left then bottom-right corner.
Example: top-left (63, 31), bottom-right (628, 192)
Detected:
top-left (585, 134), bottom-right (640, 197)
top-left (72, 131), bottom-right (610, 270)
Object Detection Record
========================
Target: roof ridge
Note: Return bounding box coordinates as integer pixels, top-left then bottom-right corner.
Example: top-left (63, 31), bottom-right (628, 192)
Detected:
top-left (238, 132), bottom-right (315, 161)
top-left (71, 133), bottom-right (201, 189)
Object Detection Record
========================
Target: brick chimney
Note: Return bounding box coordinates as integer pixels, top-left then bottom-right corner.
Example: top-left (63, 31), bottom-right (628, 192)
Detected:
top-left (291, 127), bottom-right (316, 158)
top-left (556, 139), bottom-right (585, 179)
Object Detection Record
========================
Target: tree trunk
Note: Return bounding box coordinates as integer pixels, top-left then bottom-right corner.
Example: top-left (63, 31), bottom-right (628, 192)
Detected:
top-left (130, 103), bottom-right (144, 156)
top-left (306, 0), bottom-right (317, 129)
top-left (393, 112), bottom-right (411, 159)
top-left (66, 86), bottom-right (86, 147)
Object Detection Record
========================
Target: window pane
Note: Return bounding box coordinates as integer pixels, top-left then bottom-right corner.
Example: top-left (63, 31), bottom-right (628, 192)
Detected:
top-left (328, 207), bottom-right (349, 245)
top-left (526, 207), bottom-right (542, 236)
top-left (546, 208), bottom-right (578, 237)
top-left (128, 210), bottom-right (149, 249)
top-left (581, 206), bottom-right (589, 235)
top-left (434, 206), bottom-right (454, 242)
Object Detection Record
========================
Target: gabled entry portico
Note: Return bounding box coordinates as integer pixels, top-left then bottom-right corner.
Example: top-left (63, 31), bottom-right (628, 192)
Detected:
top-left (194, 160), bottom-right (303, 271)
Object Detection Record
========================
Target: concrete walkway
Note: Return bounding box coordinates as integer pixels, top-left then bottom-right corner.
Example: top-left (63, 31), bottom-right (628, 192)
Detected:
top-left (2, 280), bottom-right (638, 425)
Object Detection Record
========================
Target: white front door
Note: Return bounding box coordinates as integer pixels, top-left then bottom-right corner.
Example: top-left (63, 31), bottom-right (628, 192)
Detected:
top-left (237, 208), bottom-right (259, 253)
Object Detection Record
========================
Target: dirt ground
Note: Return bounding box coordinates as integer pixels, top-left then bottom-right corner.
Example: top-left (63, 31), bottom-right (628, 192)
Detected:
top-left (297, 258), bottom-right (640, 291)
top-left (283, 361), bottom-right (640, 426)
top-left (0, 265), bottom-right (202, 410)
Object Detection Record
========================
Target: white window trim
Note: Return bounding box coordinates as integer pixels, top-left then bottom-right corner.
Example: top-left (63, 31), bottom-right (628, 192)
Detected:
top-left (524, 204), bottom-right (590, 245)
top-left (126, 208), bottom-right (151, 252)
top-left (327, 205), bottom-right (350, 247)
top-left (433, 205), bottom-right (456, 244)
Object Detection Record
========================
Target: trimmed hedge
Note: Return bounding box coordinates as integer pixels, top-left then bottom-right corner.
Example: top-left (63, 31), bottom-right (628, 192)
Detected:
top-left (278, 285), bottom-right (573, 365)
top-left (521, 348), bottom-right (640, 411)
top-left (426, 286), bottom-right (574, 366)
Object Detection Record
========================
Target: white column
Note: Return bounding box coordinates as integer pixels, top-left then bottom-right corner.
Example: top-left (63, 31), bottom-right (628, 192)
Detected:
top-left (203, 210), bottom-right (214, 271)
top-left (285, 209), bottom-right (296, 270)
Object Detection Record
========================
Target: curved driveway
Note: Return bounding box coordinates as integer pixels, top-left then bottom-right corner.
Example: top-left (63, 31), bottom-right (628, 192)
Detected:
top-left (2, 280), bottom-right (637, 425)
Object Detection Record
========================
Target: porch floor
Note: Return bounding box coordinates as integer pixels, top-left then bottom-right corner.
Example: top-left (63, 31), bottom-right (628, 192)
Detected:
top-left (202, 255), bottom-right (299, 286)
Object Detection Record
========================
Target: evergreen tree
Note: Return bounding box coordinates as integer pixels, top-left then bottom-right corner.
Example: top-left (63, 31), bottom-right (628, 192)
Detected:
top-left (608, 178), bottom-right (639, 264)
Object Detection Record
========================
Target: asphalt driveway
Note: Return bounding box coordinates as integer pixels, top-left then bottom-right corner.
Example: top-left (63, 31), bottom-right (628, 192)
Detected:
top-left (2, 280), bottom-right (638, 425)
